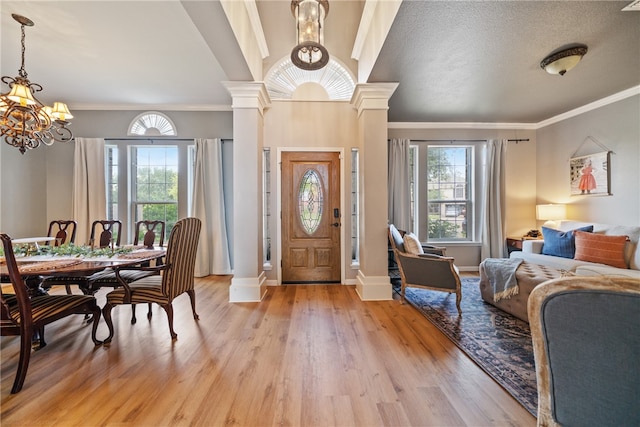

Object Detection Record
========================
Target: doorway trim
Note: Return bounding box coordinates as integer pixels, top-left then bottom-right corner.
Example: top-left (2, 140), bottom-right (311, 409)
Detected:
top-left (276, 147), bottom-right (345, 285)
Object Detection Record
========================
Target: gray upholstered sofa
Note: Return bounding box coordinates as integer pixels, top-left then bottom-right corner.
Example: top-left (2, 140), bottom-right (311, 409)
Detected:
top-left (509, 220), bottom-right (640, 279)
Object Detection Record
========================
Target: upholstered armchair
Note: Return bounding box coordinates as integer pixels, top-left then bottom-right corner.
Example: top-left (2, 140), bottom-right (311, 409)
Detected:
top-left (388, 224), bottom-right (462, 314)
top-left (528, 276), bottom-right (640, 427)
top-left (102, 217), bottom-right (201, 342)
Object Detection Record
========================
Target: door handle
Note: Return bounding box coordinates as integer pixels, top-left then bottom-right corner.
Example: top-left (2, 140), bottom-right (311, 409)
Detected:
top-left (331, 222), bottom-right (340, 227)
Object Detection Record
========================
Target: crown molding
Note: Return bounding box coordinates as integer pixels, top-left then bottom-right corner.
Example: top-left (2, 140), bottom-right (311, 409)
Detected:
top-left (69, 104), bottom-right (232, 112)
top-left (388, 122), bottom-right (537, 130)
top-left (536, 85), bottom-right (640, 129)
top-left (389, 86), bottom-right (640, 130)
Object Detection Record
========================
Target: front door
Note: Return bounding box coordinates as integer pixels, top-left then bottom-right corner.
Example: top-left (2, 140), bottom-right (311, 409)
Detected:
top-left (281, 151), bottom-right (341, 283)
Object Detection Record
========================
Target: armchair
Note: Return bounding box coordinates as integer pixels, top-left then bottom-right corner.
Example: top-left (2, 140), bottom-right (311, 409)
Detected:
top-left (388, 224), bottom-right (462, 314)
top-left (528, 276), bottom-right (640, 427)
top-left (102, 217), bottom-right (201, 342)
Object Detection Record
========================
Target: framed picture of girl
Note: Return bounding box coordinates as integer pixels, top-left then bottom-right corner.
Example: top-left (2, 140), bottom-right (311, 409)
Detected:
top-left (570, 151), bottom-right (611, 196)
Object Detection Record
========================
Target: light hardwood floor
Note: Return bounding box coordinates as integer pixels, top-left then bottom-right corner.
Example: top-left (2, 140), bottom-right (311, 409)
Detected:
top-left (1, 275), bottom-right (535, 426)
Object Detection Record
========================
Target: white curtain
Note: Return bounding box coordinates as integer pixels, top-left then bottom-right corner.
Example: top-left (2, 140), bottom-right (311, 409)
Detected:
top-left (72, 138), bottom-right (106, 246)
top-left (388, 138), bottom-right (412, 231)
top-left (191, 138), bottom-right (231, 277)
top-left (480, 139), bottom-right (507, 260)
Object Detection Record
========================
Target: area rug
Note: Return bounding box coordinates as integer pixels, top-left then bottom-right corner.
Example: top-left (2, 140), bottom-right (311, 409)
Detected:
top-left (402, 278), bottom-right (538, 416)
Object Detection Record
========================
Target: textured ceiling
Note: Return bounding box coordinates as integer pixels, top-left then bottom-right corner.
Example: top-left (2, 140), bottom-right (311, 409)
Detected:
top-left (1, 1), bottom-right (638, 123)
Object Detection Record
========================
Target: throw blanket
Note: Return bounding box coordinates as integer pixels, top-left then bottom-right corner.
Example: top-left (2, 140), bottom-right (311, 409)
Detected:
top-left (482, 258), bottom-right (523, 302)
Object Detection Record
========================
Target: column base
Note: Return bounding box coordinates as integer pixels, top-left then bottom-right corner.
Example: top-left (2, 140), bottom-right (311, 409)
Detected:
top-left (229, 272), bottom-right (267, 302)
top-left (355, 270), bottom-right (393, 301)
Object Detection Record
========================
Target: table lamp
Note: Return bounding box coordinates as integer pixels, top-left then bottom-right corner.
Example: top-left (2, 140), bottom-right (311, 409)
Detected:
top-left (536, 204), bottom-right (567, 229)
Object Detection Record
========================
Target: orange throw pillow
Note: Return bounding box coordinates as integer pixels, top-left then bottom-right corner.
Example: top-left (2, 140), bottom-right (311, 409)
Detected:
top-left (574, 231), bottom-right (629, 269)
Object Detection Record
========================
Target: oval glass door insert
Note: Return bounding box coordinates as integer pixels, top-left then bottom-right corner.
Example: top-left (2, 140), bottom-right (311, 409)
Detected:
top-left (298, 169), bottom-right (324, 234)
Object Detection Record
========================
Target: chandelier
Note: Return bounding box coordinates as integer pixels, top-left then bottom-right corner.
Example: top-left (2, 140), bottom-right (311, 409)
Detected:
top-left (290, 0), bottom-right (330, 71)
top-left (1, 14), bottom-right (73, 154)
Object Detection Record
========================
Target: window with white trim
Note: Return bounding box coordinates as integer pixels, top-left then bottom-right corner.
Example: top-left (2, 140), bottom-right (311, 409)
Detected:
top-left (106, 141), bottom-right (194, 243)
top-left (411, 144), bottom-right (473, 242)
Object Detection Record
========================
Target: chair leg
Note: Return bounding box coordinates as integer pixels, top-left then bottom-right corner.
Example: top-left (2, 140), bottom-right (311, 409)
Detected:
top-left (131, 304), bottom-right (137, 324)
top-left (161, 303), bottom-right (177, 340)
top-left (37, 326), bottom-right (47, 349)
top-left (65, 284), bottom-right (73, 295)
top-left (147, 303), bottom-right (152, 320)
top-left (187, 289), bottom-right (199, 320)
top-left (102, 303), bottom-right (115, 344)
top-left (455, 291), bottom-right (462, 315)
top-left (12, 327), bottom-right (33, 393)
top-left (89, 305), bottom-right (102, 345)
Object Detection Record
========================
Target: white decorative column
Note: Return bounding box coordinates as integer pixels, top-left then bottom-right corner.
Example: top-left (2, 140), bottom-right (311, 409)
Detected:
top-left (350, 83), bottom-right (399, 300)
top-left (223, 82), bottom-right (271, 302)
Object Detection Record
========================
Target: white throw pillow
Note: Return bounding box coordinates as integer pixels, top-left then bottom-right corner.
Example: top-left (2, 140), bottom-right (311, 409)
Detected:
top-left (402, 233), bottom-right (424, 254)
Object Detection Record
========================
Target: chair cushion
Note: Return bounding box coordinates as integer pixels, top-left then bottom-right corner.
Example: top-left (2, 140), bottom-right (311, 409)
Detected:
top-left (541, 225), bottom-right (593, 259)
top-left (574, 231), bottom-right (629, 269)
top-left (105, 276), bottom-right (169, 305)
top-left (88, 268), bottom-right (157, 287)
top-left (403, 233), bottom-right (424, 254)
top-left (5, 294), bottom-right (96, 323)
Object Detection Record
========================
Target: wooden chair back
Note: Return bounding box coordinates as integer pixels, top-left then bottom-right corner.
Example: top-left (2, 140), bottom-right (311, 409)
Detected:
top-left (90, 220), bottom-right (122, 248)
top-left (46, 220), bottom-right (77, 246)
top-left (134, 220), bottom-right (165, 248)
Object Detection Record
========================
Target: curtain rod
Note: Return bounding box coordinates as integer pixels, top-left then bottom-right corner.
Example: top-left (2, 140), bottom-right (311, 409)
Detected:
top-left (70, 138), bottom-right (232, 142)
top-left (391, 138), bottom-right (529, 143)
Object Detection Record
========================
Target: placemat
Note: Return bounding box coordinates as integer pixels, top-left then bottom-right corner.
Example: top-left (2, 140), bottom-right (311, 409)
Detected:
top-left (18, 258), bottom-right (85, 274)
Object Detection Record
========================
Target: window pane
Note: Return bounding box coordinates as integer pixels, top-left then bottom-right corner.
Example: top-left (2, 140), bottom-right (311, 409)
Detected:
top-left (298, 169), bottom-right (323, 235)
top-left (426, 146), bottom-right (472, 241)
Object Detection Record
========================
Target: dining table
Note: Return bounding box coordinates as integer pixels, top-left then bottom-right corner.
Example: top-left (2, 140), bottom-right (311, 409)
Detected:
top-left (0, 246), bottom-right (166, 296)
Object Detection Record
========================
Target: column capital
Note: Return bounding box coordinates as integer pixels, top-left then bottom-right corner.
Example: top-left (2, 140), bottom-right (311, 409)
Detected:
top-left (222, 81), bottom-right (272, 115)
top-left (350, 83), bottom-right (399, 116)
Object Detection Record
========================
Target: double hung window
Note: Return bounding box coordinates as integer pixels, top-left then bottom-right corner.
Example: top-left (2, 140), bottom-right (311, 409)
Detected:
top-left (411, 144), bottom-right (474, 242)
top-left (106, 141), bottom-right (194, 243)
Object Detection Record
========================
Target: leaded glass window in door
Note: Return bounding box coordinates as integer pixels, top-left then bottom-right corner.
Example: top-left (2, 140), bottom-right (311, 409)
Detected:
top-left (298, 169), bottom-right (323, 234)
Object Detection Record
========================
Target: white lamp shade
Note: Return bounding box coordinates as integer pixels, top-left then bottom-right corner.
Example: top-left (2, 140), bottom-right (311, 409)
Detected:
top-left (536, 204), bottom-right (567, 221)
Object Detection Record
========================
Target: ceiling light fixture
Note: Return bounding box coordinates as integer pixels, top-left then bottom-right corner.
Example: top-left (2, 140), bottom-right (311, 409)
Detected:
top-left (540, 45), bottom-right (588, 76)
top-left (1, 14), bottom-right (73, 154)
top-left (290, 0), bottom-right (330, 71)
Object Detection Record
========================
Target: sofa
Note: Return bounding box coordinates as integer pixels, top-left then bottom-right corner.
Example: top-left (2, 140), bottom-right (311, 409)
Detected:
top-left (480, 220), bottom-right (640, 323)
top-left (509, 220), bottom-right (640, 279)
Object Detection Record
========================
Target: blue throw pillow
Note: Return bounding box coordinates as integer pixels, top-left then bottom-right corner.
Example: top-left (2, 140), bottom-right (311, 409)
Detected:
top-left (541, 225), bottom-right (594, 258)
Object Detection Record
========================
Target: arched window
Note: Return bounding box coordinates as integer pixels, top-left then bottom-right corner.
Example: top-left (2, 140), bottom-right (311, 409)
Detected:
top-left (128, 112), bottom-right (177, 136)
top-left (264, 57), bottom-right (355, 101)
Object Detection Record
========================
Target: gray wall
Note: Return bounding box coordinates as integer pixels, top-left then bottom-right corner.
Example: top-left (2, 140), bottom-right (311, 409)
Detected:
top-left (0, 110), bottom-right (232, 238)
top-left (536, 95), bottom-right (640, 227)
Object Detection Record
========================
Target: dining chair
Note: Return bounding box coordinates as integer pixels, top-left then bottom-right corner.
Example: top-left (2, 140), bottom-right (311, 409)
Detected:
top-left (46, 220), bottom-right (77, 246)
top-left (41, 219), bottom-right (123, 294)
top-left (0, 233), bottom-right (102, 394)
top-left (134, 220), bottom-right (165, 248)
top-left (90, 220), bottom-right (122, 248)
top-left (89, 220), bottom-right (166, 323)
top-left (102, 217), bottom-right (201, 342)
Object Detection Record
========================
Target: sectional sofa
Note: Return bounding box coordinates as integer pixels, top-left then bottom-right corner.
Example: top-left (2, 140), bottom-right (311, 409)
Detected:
top-left (509, 220), bottom-right (640, 279)
top-left (480, 220), bottom-right (640, 322)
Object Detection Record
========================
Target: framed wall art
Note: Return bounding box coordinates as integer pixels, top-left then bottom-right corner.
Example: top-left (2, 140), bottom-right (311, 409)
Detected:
top-left (569, 151), bottom-right (611, 196)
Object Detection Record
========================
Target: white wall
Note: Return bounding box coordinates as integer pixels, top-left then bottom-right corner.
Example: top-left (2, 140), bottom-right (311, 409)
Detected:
top-left (536, 95), bottom-right (640, 227)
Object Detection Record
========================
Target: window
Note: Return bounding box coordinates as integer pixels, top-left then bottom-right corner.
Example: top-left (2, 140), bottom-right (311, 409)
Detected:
top-left (106, 141), bottom-right (193, 243)
top-left (263, 148), bottom-right (271, 266)
top-left (411, 144), bottom-right (473, 242)
top-left (351, 148), bottom-right (359, 264)
top-left (132, 146), bottom-right (179, 237)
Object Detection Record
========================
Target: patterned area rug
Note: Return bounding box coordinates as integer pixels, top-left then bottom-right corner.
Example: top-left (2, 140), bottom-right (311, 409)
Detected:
top-left (401, 278), bottom-right (538, 416)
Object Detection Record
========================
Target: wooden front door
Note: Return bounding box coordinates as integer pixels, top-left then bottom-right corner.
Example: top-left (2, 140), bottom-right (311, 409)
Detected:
top-left (281, 151), bottom-right (341, 283)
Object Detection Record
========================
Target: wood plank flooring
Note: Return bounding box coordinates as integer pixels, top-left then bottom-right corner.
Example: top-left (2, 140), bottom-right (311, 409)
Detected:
top-left (1, 276), bottom-right (535, 426)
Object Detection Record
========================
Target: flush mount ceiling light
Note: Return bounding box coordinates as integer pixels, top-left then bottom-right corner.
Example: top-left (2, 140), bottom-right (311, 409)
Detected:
top-left (1, 14), bottom-right (73, 154)
top-left (291, 0), bottom-right (330, 71)
top-left (540, 45), bottom-right (588, 76)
